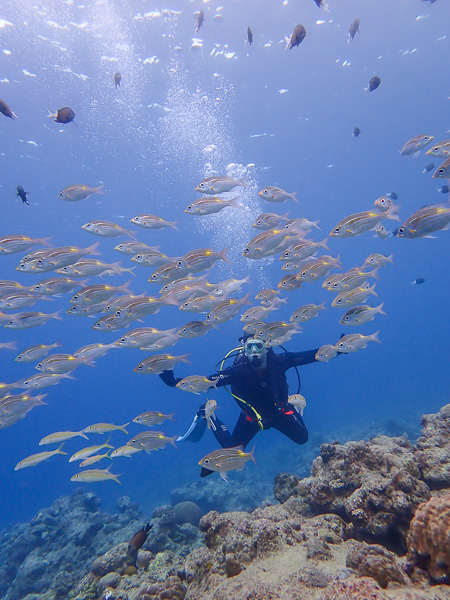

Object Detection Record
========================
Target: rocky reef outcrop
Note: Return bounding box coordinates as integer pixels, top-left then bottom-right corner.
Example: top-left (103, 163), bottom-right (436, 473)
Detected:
top-left (1, 404), bottom-right (449, 600)
top-left (275, 434), bottom-right (431, 549)
top-left (407, 493), bottom-right (450, 583)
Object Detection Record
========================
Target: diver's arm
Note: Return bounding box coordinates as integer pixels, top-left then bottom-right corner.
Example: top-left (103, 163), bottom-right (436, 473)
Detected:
top-left (159, 370), bottom-right (182, 387)
top-left (285, 349), bottom-right (320, 367)
top-left (206, 367), bottom-right (235, 388)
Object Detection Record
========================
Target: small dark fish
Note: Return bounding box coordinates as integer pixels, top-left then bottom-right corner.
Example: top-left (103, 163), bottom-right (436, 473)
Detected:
top-left (411, 278), bottom-right (425, 285)
top-left (0, 98), bottom-right (17, 119)
top-left (286, 24), bottom-right (306, 50)
top-left (388, 192), bottom-right (398, 200)
top-left (47, 107), bottom-right (75, 124)
top-left (128, 521), bottom-right (152, 554)
top-left (195, 10), bottom-right (204, 33)
top-left (16, 185), bottom-right (29, 205)
top-left (422, 163), bottom-right (435, 174)
top-left (313, 0), bottom-right (329, 9)
top-left (348, 19), bottom-right (360, 43)
top-left (439, 185), bottom-right (449, 194)
top-left (246, 26), bottom-right (253, 46)
top-left (353, 127), bottom-right (361, 138)
top-left (113, 72), bottom-right (121, 88)
top-left (364, 76), bottom-right (381, 92)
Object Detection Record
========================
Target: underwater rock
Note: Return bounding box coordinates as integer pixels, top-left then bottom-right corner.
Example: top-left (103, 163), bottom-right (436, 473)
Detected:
top-left (135, 575), bottom-right (186, 599)
top-left (346, 541), bottom-right (410, 588)
top-left (318, 576), bottom-right (391, 600)
top-left (273, 472), bottom-right (301, 503)
top-left (91, 543), bottom-right (135, 577)
top-left (172, 501), bottom-right (202, 527)
top-left (407, 492), bottom-right (450, 582)
top-left (305, 538), bottom-right (333, 560)
top-left (97, 571), bottom-right (122, 593)
top-left (291, 435), bottom-right (430, 548)
top-left (225, 553), bottom-right (243, 577)
top-left (414, 404), bottom-right (450, 490)
top-left (170, 474), bottom-right (271, 514)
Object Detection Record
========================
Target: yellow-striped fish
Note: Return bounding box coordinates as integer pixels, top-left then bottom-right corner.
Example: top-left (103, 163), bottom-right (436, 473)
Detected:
top-left (198, 446), bottom-right (256, 481)
top-left (39, 430), bottom-right (88, 445)
top-left (83, 422), bottom-right (129, 435)
top-left (69, 437), bottom-right (113, 462)
top-left (71, 468), bottom-right (121, 484)
top-left (15, 443), bottom-right (67, 470)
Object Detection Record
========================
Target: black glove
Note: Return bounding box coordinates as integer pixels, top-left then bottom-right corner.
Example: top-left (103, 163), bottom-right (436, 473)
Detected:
top-left (159, 370), bottom-right (179, 387)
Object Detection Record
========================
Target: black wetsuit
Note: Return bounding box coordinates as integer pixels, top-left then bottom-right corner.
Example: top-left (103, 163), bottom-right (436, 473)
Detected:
top-left (159, 347), bottom-right (318, 449)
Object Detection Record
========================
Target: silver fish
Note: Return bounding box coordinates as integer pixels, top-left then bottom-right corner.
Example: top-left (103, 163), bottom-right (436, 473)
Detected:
top-left (58, 184), bottom-right (105, 201)
top-left (134, 353), bottom-right (190, 375)
top-left (185, 196), bottom-right (241, 215)
top-left (195, 176), bottom-right (249, 194)
top-left (252, 212), bottom-right (289, 230)
top-left (133, 412), bottom-right (175, 426)
top-left (0, 235), bottom-right (51, 256)
top-left (330, 206), bottom-right (399, 237)
top-left (432, 158), bottom-right (450, 179)
top-left (82, 220), bottom-right (135, 238)
top-left (335, 332), bottom-right (381, 353)
top-left (198, 446), bottom-right (255, 481)
top-left (290, 302), bottom-right (326, 323)
top-left (127, 431), bottom-right (177, 452)
top-left (400, 135), bottom-right (434, 158)
top-left (258, 187), bottom-right (297, 203)
top-left (339, 303), bottom-right (386, 326)
top-left (426, 139), bottom-right (450, 159)
top-left (394, 201), bottom-right (450, 238)
top-left (331, 283), bottom-right (378, 308)
top-left (315, 345), bottom-right (338, 362)
top-left (130, 214), bottom-right (178, 230)
top-left (177, 321), bottom-right (216, 338)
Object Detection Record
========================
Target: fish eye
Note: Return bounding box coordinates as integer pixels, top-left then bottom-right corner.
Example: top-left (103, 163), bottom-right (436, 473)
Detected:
top-left (244, 248), bottom-right (250, 254)
top-left (177, 260), bottom-right (184, 267)
top-left (37, 362), bottom-right (42, 368)
top-left (438, 168), bottom-right (444, 174)
top-left (336, 298), bottom-right (342, 304)
top-left (187, 205), bottom-right (192, 210)
top-left (256, 220), bottom-right (262, 225)
top-left (119, 337), bottom-right (126, 343)
top-left (151, 274), bottom-right (158, 280)
top-left (300, 271), bottom-right (306, 277)
top-left (263, 189), bottom-right (269, 194)
top-left (137, 365), bottom-right (143, 371)
top-left (204, 458), bottom-right (210, 464)
top-left (180, 328), bottom-right (187, 333)
top-left (58, 192), bottom-right (64, 198)
top-left (344, 316), bottom-right (350, 321)
top-left (398, 227), bottom-right (404, 235)
top-left (73, 294), bottom-right (78, 301)
top-left (115, 310), bottom-right (122, 317)
top-left (332, 282), bottom-right (339, 289)
top-left (333, 227), bottom-right (340, 234)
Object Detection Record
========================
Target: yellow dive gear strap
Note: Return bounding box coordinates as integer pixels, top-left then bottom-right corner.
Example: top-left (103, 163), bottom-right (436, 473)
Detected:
top-left (219, 347), bottom-right (265, 430)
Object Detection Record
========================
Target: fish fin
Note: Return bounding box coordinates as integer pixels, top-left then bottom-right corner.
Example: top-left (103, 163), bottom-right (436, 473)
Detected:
top-left (79, 431), bottom-right (89, 440)
top-left (56, 443), bottom-right (67, 455)
top-left (290, 191), bottom-right (299, 203)
top-left (219, 247), bottom-right (232, 265)
top-left (370, 268), bottom-right (381, 280)
top-left (169, 221), bottom-right (179, 230)
top-left (250, 445), bottom-right (257, 464)
top-left (38, 236), bottom-right (53, 247)
top-left (113, 474), bottom-right (122, 484)
top-left (377, 303), bottom-right (387, 316)
top-left (94, 185), bottom-right (105, 194)
top-left (284, 35), bottom-right (291, 50)
top-left (86, 242), bottom-right (102, 256)
top-left (46, 108), bottom-right (57, 119)
top-left (219, 471), bottom-right (229, 482)
top-left (52, 311), bottom-right (63, 321)
top-left (120, 423), bottom-right (130, 434)
top-left (319, 237), bottom-right (330, 251)
top-left (239, 177), bottom-right (250, 188)
top-left (229, 196), bottom-right (243, 209)
top-left (170, 436), bottom-right (178, 449)
top-left (105, 450), bottom-right (112, 460)
top-left (412, 151), bottom-right (420, 159)
top-left (370, 331), bottom-right (381, 343)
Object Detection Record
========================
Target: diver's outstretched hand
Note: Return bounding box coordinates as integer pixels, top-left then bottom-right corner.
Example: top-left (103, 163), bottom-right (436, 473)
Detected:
top-left (159, 369), bottom-right (178, 387)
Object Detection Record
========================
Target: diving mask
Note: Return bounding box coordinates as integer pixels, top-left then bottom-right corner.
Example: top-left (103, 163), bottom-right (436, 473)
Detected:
top-left (243, 339), bottom-right (267, 367)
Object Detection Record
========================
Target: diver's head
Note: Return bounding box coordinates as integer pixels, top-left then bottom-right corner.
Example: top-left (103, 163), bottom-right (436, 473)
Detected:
top-left (242, 336), bottom-right (267, 369)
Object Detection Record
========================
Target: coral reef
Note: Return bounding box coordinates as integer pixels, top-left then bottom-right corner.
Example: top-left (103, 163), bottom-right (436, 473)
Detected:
top-left (346, 541), bottom-right (410, 588)
top-left (277, 435), bottom-right (431, 548)
top-left (1, 405), bottom-right (449, 600)
top-left (414, 404), bottom-right (450, 490)
top-left (407, 493), bottom-right (450, 582)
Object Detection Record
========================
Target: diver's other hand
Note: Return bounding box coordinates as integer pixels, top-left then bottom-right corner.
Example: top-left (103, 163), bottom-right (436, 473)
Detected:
top-left (159, 369), bottom-right (178, 387)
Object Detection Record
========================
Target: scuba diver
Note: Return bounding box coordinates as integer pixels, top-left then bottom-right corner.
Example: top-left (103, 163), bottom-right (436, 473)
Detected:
top-left (159, 333), bottom-right (325, 456)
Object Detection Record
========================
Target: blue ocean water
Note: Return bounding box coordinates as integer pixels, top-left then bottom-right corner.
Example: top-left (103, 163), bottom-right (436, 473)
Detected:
top-left (0, 0), bottom-right (449, 531)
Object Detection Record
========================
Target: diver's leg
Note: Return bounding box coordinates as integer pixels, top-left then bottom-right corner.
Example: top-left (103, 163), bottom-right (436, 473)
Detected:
top-left (208, 412), bottom-right (233, 448)
top-left (273, 411), bottom-right (308, 445)
top-left (229, 412), bottom-right (261, 448)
